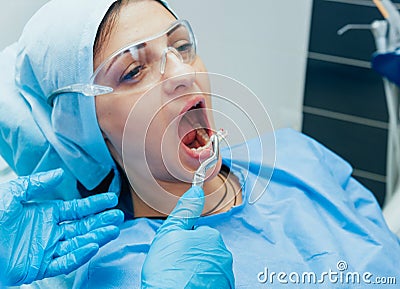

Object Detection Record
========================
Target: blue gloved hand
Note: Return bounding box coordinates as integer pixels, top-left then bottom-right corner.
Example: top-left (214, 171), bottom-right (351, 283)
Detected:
top-left (0, 169), bottom-right (124, 286)
top-left (141, 186), bottom-right (235, 289)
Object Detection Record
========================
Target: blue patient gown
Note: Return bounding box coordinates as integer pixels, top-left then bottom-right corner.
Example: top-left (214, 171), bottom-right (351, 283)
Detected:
top-left (73, 129), bottom-right (400, 288)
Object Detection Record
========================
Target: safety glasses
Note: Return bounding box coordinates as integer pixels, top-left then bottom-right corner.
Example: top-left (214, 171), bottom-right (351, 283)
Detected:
top-left (47, 19), bottom-right (196, 105)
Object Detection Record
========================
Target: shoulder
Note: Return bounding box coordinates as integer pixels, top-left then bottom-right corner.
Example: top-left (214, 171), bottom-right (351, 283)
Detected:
top-left (222, 128), bottom-right (352, 186)
top-left (274, 128), bottom-right (353, 184)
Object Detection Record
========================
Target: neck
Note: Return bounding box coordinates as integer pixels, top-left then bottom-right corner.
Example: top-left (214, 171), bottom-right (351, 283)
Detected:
top-left (131, 170), bottom-right (242, 218)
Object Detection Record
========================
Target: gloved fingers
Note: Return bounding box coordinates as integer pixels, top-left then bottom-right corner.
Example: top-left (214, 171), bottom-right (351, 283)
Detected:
top-left (157, 186), bottom-right (204, 234)
top-left (191, 226), bottom-right (232, 253)
top-left (142, 224), bottom-right (235, 289)
top-left (62, 209), bottom-right (124, 240)
top-left (187, 226), bottom-right (235, 289)
top-left (57, 192), bottom-right (118, 222)
top-left (193, 225), bottom-right (221, 236)
top-left (11, 168), bottom-right (64, 202)
top-left (55, 225), bottom-right (120, 258)
top-left (44, 243), bottom-right (99, 278)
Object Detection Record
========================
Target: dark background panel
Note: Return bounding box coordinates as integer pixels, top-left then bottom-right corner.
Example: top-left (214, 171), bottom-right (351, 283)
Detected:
top-left (353, 175), bottom-right (386, 207)
top-left (303, 0), bottom-right (391, 207)
top-left (309, 0), bottom-right (384, 61)
top-left (302, 113), bottom-right (388, 176)
top-left (304, 59), bottom-right (388, 122)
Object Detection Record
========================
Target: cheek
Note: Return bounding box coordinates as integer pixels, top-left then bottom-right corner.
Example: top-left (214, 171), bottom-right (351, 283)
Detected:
top-left (99, 92), bottom-right (165, 168)
top-left (193, 57), bottom-right (211, 95)
top-left (194, 57), bottom-right (207, 72)
top-left (95, 96), bottom-right (130, 154)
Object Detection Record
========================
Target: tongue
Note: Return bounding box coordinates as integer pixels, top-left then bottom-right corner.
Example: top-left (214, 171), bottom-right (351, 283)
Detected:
top-left (182, 130), bottom-right (197, 145)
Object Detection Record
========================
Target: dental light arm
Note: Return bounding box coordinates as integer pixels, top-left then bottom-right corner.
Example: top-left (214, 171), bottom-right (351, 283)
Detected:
top-left (376, 0), bottom-right (400, 50)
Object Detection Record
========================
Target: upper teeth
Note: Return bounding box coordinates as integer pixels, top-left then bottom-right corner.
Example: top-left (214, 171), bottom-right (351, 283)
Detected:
top-left (197, 126), bottom-right (209, 140)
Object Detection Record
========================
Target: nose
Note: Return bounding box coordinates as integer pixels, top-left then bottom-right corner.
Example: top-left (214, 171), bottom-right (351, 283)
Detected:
top-left (161, 48), bottom-right (196, 94)
top-left (160, 47), bottom-right (183, 75)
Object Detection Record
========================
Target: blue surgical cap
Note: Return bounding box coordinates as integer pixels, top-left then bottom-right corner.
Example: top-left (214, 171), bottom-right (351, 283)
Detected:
top-left (9, 0), bottom-right (176, 192)
top-left (0, 43), bottom-right (79, 199)
top-left (0, 43), bottom-right (49, 176)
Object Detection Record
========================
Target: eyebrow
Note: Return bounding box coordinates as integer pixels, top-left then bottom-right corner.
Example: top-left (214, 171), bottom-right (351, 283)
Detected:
top-left (104, 42), bottom-right (147, 75)
top-left (100, 23), bottom-right (182, 74)
top-left (167, 23), bottom-right (180, 37)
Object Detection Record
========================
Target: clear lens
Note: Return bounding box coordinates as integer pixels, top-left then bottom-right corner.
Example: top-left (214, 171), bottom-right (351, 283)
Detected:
top-left (91, 20), bottom-right (196, 94)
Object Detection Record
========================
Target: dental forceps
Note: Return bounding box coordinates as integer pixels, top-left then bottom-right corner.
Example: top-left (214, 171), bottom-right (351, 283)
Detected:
top-left (192, 129), bottom-right (227, 188)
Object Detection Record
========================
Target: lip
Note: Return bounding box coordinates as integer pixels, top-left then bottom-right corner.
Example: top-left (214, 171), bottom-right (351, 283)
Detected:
top-left (179, 95), bottom-right (207, 115)
top-left (178, 95), bottom-right (212, 161)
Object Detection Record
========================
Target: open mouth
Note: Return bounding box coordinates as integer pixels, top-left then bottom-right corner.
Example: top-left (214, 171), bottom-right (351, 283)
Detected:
top-left (178, 99), bottom-right (212, 153)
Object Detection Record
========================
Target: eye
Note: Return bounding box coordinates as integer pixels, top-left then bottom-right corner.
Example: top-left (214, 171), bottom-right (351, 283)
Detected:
top-left (176, 42), bottom-right (193, 53)
top-left (172, 37), bottom-right (193, 52)
top-left (173, 40), bottom-right (194, 62)
top-left (121, 64), bottom-right (145, 83)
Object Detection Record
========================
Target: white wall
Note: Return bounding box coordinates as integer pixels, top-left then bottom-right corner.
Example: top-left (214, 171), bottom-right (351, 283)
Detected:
top-left (0, 0), bottom-right (50, 50)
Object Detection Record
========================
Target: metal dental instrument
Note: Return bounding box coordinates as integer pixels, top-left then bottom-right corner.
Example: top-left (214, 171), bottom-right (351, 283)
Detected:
top-left (192, 129), bottom-right (226, 188)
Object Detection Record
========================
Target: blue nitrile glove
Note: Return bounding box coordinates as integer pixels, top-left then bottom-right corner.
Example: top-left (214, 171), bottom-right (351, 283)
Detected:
top-left (0, 169), bottom-right (124, 286)
top-left (141, 186), bottom-right (235, 289)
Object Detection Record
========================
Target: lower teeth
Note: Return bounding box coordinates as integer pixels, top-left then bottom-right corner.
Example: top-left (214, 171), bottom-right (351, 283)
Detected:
top-left (191, 140), bottom-right (211, 151)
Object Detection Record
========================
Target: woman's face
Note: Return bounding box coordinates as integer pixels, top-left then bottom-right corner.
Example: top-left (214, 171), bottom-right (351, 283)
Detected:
top-left (94, 0), bottom-right (219, 193)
